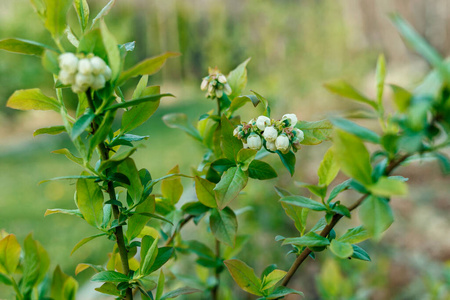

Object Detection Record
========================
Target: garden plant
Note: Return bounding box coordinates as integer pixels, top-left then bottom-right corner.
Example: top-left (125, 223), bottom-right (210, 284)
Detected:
top-left (0, 1), bottom-right (449, 299)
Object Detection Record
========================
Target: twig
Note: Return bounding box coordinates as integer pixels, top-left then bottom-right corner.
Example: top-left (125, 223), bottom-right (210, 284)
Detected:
top-left (164, 215), bottom-right (194, 246)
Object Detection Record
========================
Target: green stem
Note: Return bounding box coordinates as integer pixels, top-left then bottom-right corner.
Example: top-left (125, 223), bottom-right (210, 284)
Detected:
top-left (10, 276), bottom-right (23, 300)
top-left (211, 238), bottom-right (221, 300)
top-left (86, 90), bottom-right (132, 300)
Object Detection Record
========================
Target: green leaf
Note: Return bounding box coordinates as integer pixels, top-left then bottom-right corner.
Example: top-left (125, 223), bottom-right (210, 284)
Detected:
top-left (330, 240), bottom-right (353, 259)
top-left (7, 88), bottom-right (60, 112)
top-left (317, 147), bottom-right (340, 186)
top-left (98, 147), bottom-right (137, 173)
top-left (236, 149), bottom-right (257, 171)
top-left (91, 0), bottom-right (115, 30)
top-left (77, 29), bottom-right (106, 59)
top-left (330, 117), bottom-right (380, 144)
top-left (22, 234), bottom-right (50, 292)
top-left (162, 113), bottom-right (202, 141)
top-left (227, 58), bottom-right (251, 99)
top-left (214, 167), bottom-right (248, 209)
top-left (280, 196), bottom-right (327, 211)
top-left (391, 14), bottom-right (450, 82)
top-left (327, 180), bottom-right (351, 203)
top-left (359, 196), bottom-right (394, 240)
top-left (71, 233), bottom-right (106, 255)
top-left (44, 208), bottom-right (83, 218)
top-left (376, 54), bottom-right (386, 106)
top-left (34, 125), bottom-right (66, 136)
top-left (95, 282), bottom-right (120, 296)
top-left (117, 52), bottom-right (180, 85)
top-left (127, 196), bottom-right (155, 241)
top-left (42, 49), bottom-right (60, 74)
top-left (228, 95), bottom-right (260, 114)
top-left (282, 232), bottom-right (330, 247)
top-left (297, 119), bottom-right (333, 145)
top-left (91, 271), bottom-right (129, 282)
top-left (116, 158), bottom-right (143, 204)
top-left (52, 148), bottom-right (84, 167)
top-left (105, 93), bottom-right (173, 111)
top-left (44, 0), bottom-right (73, 39)
top-left (261, 269), bottom-right (287, 291)
top-left (351, 245), bottom-right (371, 261)
top-left (74, 0), bottom-right (89, 31)
top-left (155, 270), bottom-right (165, 300)
top-left (333, 129), bottom-right (373, 186)
top-left (211, 158), bottom-right (236, 173)
top-left (281, 202), bottom-right (308, 235)
top-left (0, 234), bottom-right (21, 275)
top-left (148, 247), bottom-right (173, 274)
top-left (266, 286), bottom-right (304, 299)
top-left (324, 79), bottom-right (377, 108)
top-left (332, 204), bottom-right (350, 218)
top-left (76, 175), bottom-right (104, 228)
top-left (160, 287), bottom-right (201, 300)
top-left (71, 111), bottom-right (95, 140)
top-left (224, 259), bottom-right (262, 296)
top-left (161, 165), bottom-right (183, 205)
top-left (368, 176), bottom-right (408, 197)
top-left (51, 265), bottom-right (78, 300)
top-left (0, 273), bottom-right (12, 286)
top-left (0, 38), bottom-right (55, 56)
top-left (140, 236), bottom-right (159, 276)
top-left (210, 207), bottom-right (238, 247)
top-left (277, 150), bottom-right (296, 176)
top-left (221, 115), bottom-right (243, 162)
top-left (194, 177), bottom-right (217, 208)
top-left (122, 86), bottom-right (160, 133)
top-left (247, 160), bottom-right (277, 180)
top-left (100, 21), bottom-right (120, 81)
top-left (390, 84), bottom-right (412, 112)
top-left (338, 226), bottom-right (371, 244)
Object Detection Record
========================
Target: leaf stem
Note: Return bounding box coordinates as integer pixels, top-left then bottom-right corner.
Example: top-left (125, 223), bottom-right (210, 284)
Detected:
top-left (86, 90), bottom-right (133, 300)
top-left (280, 153), bottom-right (409, 287)
top-left (10, 276), bottom-right (23, 300)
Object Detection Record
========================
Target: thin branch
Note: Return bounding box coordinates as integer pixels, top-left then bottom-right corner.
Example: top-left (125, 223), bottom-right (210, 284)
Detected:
top-left (164, 215), bottom-right (194, 247)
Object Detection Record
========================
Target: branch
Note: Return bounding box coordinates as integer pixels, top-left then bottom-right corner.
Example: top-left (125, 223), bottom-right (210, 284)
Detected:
top-left (164, 214), bottom-right (194, 246)
top-left (281, 153), bottom-right (409, 287)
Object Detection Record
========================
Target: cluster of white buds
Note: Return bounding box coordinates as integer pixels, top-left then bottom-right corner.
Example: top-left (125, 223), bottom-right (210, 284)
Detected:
top-left (233, 113), bottom-right (304, 154)
top-left (58, 53), bottom-right (112, 94)
top-left (200, 67), bottom-right (232, 99)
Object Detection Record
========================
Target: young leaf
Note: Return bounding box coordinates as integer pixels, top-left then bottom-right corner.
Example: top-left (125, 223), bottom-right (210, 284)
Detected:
top-left (351, 245), bottom-right (371, 261)
top-left (247, 160), bottom-right (277, 180)
top-left (91, 271), bottom-right (129, 282)
top-left (261, 269), bottom-right (287, 291)
top-left (194, 177), bottom-right (217, 208)
top-left (34, 125), bottom-right (66, 136)
top-left (0, 234), bottom-right (21, 275)
top-left (22, 234), bottom-right (50, 292)
top-left (266, 286), bottom-right (304, 299)
top-left (280, 195), bottom-right (327, 211)
top-left (221, 115), bottom-right (243, 162)
top-left (7, 89), bottom-right (60, 112)
top-left (44, 0), bottom-right (73, 39)
top-left (71, 110), bottom-right (95, 140)
top-left (297, 119), bottom-right (333, 145)
top-left (105, 93), bottom-right (173, 111)
top-left (117, 52), bottom-right (180, 85)
top-left (282, 232), bottom-right (330, 247)
top-left (329, 240), bottom-right (353, 259)
top-left (74, 0), bottom-right (89, 31)
top-left (236, 149), bottom-right (257, 171)
top-left (276, 150), bottom-right (296, 176)
top-left (223, 259), bottom-right (263, 296)
top-left (91, 0), bottom-right (115, 29)
top-left (76, 176), bottom-right (104, 228)
top-left (317, 147), bottom-right (340, 186)
top-left (324, 79), bottom-right (377, 109)
top-left (44, 208), bottom-right (83, 218)
top-left (161, 165), bottom-right (183, 205)
top-left (71, 233), bottom-right (107, 255)
top-left (122, 86), bottom-right (160, 133)
top-left (0, 38), bottom-right (55, 56)
top-left (281, 202), bottom-right (308, 234)
top-left (127, 196), bottom-right (155, 241)
top-left (160, 287), bottom-right (201, 300)
top-left (390, 84), bottom-right (412, 112)
top-left (359, 196), bottom-right (394, 240)
top-left (227, 58), bottom-right (251, 99)
top-left (95, 282), bottom-right (120, 296)
top-left (155, 270), bottom-right (165, 300)
top-left (100, 21), bottom-right (120, 82)
top-left (330, 117), bottom-right (380, 144)
top-left (162, 113), bottom-right (202, 141)
top-left (210, 207), bottom-right (238, 247)
top-left (214, 167), bottom-right (248, 209)
top-left (376, 54), bottom-right (386, 106)
top-left (338, 226), bottom-right (371, 244)
top-left (368, 176), bottom-right (408, 197)
top-left (333, 129), bottom-right (373, 186)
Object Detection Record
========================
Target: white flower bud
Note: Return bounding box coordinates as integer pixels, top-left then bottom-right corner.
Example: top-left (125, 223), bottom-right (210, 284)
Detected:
top-left (71, 84), bottom-right (88, 94)
top-left (275, 134), bottom-right (290, 153)
top-left (91, 74), bottom-right (106, 90)
top-left (90, 56), bottom-right (107, 75)
top-left (75, 73), bottom-right (94, 88)
top-left (282, 113), bottom-right (298, 127)
top-left (233, 125), bottom-right (243, 138)
top-left (247, 134), bottom-right (262, 150)
top-left (256, 116), bottom-right (271, 131)
top-left (103, 65), bottom-right (112, 81)
top-left (266, 141), bottom-right (277, 152)
top-left (224, 83), bottom-right (232, 95)
top-left (218, 74), bottom-right (227, 84)
top-left (243, 142), bottom-right (249, 149)
top-left (294, 128), bottom-right (304, 142)
top-left (58, 70), bottom-right (75, 85)
top-left (78, 58), bottom-right (93, 75)
top-left (216, 89), bottom-right (223, 98)
top-left (58, 53), bottom-right (78, 74)
top-left (201, 79), bottom-right (208, 91)
top-left (263, 126), bottom-right (278, 142)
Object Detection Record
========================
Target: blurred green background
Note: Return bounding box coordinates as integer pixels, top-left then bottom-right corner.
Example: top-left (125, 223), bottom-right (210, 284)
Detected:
top-left (0, 0), bottom-right (449, 299)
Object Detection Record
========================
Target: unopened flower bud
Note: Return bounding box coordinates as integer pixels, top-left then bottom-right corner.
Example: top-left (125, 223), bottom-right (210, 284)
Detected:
top-left (282, 113), bottom-right (298, 127)
top-left (216, 89), bottom-right (223, 98)
top-left (256, 116), bottom-right (271, 131)
top-left (233, 125), bottom-right (244, 139)
top-left (275, 134), bottom-right (290, 153)
top-left (58, 70), bottom-right (75, 85)
top-left (247, 134), bottom-right (262, 150)
top-left (218, 74), bottom-right (227, 84)
top-left (72, 84), bottom-right (88, 94)
top-left (78, 58), bottom-right (93, 75)
top-left (263, 126), bottom-right (278, 142)
top-left (103, 66), bottom-right (112, 81)
top-left (90, 56), bottom-right (107, 75)
top-left (75, 73), bottom-right (94, 87)
top-left (201, 79), bottom-right (208, 91)
top-left (91, 74), bottom-right (106, 90)
top-left (292, 138), bottom-right (302, 151)
top-left (294, 128), bottom-right (304, 142)
top-left (58, 53), bottom-right (78, 74)
top-left (224, 83), bottom-right (232, 95)
top-left (266, 141), bottom-right (277, 152)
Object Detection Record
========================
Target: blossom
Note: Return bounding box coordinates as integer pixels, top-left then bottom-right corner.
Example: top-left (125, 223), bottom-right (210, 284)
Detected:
top-left (78, 58), bottom-right (93, 75)
top-left (247, 134), bottom-right (262, 150)
top-left (90, 56), bottom-right (107, 75)
top-left (282, 113), bottom-right (298, 127)
top-left (58, 53), bottom-right (78, 74)
top-left (275, 134), bottom-right (290, 153)
top-left (256, 116), bottom-right (271, 131)
top-left (265, 141), bottom-right (277, 152)
top-left (263, 126), bottom-right (278, 142)
top-left (294, 128), bottom-right (304, 142)
top-left (91, 75), bottom-right (106, 91)
top-left (58, 70), bottom-right (75, 85)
